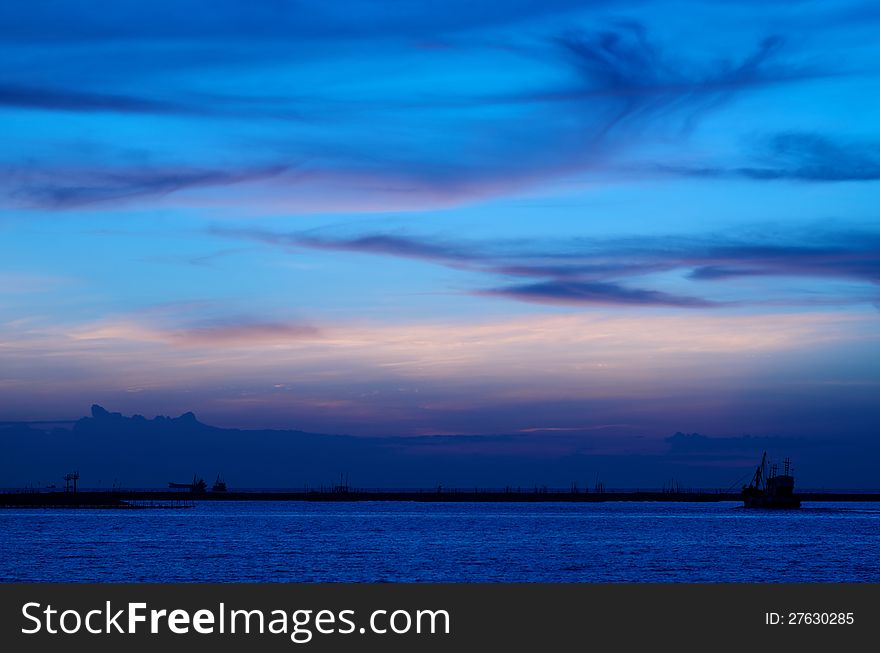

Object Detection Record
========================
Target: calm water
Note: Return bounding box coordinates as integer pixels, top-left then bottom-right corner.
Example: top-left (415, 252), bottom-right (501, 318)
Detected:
top-left (2, 501), bottom-right (879, 582)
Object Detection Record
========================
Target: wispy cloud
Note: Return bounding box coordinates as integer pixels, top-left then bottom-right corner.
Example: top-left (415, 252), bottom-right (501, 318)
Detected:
top-left (479, 280), bottom-right (721, 307)
top-left (657, 132), bottom-right (880, 182)
top-left (7, 164), bottom-right (288, 208)
top-left (215, 225), bottom-right (880, 308)
top-left (216, 229), bottom-right (481, 266)
top-left (73, 317), bottom-right (321, 348)
top-left (166, 320), bottom-right (320, 347)
top-left (5, 309), bottom-right (873, 435)
top-left (0, 18), bottom-right (822, 212)
top-left (536, 26), bottom-right (801, 135)
top-left (684, 238), bottom-right (880, 283)
top-left (742, 133), bottom-right (880, 181)
top-left (271, 232), bottom-right (475, 263)
top-left (0, 1), bottom-right (607, 44)
top-left (0, 83), bottom-right (200, 116)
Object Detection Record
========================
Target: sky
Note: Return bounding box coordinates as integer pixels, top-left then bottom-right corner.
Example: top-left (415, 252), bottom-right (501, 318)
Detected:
top-left (1, 0), bottom-right (879, 454)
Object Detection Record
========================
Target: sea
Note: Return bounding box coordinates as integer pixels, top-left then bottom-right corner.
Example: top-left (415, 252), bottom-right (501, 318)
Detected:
top-left (2, 501), bottom-right (879, 582)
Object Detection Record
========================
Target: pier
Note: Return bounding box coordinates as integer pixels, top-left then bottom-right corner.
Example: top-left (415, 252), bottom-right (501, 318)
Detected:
top-left (2, 487), bottom-right (879, 507)
top-left (0, 491), bottom-right (194, 509)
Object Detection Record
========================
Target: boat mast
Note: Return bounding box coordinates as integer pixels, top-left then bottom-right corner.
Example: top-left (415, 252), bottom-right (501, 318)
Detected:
top-left (751, 451), bottom-right (767, 490)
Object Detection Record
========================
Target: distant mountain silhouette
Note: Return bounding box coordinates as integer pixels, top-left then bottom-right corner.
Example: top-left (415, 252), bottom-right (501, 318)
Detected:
top-left (1, 406), bottom-right (877, 489)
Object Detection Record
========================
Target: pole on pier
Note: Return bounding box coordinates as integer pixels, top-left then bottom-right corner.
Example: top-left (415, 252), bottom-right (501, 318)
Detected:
top-left (63, 471), bottom-right (80, 494)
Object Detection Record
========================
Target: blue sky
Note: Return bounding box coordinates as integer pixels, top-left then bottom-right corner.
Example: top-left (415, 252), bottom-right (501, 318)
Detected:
top-left (0, 0), bottom-right (878, 447)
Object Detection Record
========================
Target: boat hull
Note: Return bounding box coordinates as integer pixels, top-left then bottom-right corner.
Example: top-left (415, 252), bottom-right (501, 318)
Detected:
top-left (742, 494), bottom-right (801, 509)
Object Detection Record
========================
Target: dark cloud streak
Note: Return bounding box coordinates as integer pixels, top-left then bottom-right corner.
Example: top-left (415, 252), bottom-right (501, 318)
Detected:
top-left (657, 132), bottom-right (880, 182)
top-left (9, 165), bottom-right (288, 208)
top-left (0, 83), bottom-right (199, 115)
top-left (480, 280), bottom-right (721, 308)
top-left (216, 226), bottom-right (880, 309)
top-left (0, 19), bottom-right (826, 211)
top-left (0, 0), bottom-right (611, 43)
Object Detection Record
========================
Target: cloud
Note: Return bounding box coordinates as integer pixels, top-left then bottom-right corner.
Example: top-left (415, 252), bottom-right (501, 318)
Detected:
top-left (206, 226), bottom-right (501, 271)
top-left (0, 83), bottom-right (314, 121)
top-left (657, 132), bottom-right (880, 182)
top-left (0, 83), bottom-right (199, 115)
top-left (537, 26), bottom-right (800, 136)
top-left (740, 133), bottom-right (880, 181)
top-left (284, 233), bottom-right (474, 263)
top-left (8, 164), bottom-right (288, 208)
top-left (479, 280), bottom-right (720, 307)
top-left (684, 238), bottom-right (880, 283)
top-left (0, 17), bottom-right (821, 212)
top-left (70, 315), bottom-right (321, 348)
top-left (166, 321), bottom-right (321, 347)
top-left (216, 225), bottom-right (880, 308)
top-left (351, 24), bottom-right (816, 204)
top-left (4, 309), bottom-right (875, 442)
top-left (0, 1), bottom-right (606, 44)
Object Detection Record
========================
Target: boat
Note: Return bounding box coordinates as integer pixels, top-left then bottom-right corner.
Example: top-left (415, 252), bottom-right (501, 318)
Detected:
top-left (168, 475), bottom-right (207, 493)
top-left (212, 474), bottom-right (227, 492)
top-left (742, 452), bottom-right (801, 509)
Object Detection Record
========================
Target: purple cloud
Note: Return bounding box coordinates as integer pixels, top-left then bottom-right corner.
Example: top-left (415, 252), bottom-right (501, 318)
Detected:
top-left (216, 226), bottom-right (880, 309)
top-left (0, 21), bottom-right (823, 212)
top-left (167, 320), bottom-right (320, 347)
top-left (8, 165), bottom-right (288, 208)
top-left (479, 280), bottom-right (720, 308)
